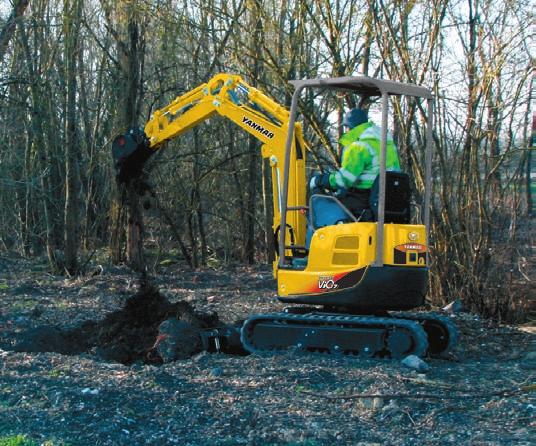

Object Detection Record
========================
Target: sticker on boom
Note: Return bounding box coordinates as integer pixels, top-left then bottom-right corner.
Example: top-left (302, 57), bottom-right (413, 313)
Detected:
top-left (242, 117), bottom-right (274, 139)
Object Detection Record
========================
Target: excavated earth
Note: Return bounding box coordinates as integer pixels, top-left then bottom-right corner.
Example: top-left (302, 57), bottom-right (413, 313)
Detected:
top-left (0, 253), bottom-right (534, 445)
top-left (9, 284), bottom-right (221, 364)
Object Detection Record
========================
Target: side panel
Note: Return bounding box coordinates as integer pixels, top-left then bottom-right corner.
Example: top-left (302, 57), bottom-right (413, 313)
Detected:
top-left (278, 266), bottom-right (428, 311)
top-left (278, 222), bottom-right (376, 297)
top-left (382, 224), bottom-right (427, 266)
top-left (278, 222), bottom-right (427, 297)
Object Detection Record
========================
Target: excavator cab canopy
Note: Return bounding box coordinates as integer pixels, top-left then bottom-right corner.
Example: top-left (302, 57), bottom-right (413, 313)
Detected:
top-left (278, 75), bottom-right (434, 268)
top-left (288, 76), bottom-right (433, 99)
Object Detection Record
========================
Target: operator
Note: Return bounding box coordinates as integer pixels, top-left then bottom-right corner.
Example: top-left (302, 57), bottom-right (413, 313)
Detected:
top-left (309, 108), bottom-right (401, 221)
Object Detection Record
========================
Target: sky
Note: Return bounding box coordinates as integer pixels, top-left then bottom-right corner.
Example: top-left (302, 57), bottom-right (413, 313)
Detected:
top-left (0, 1), bottom-right (10, 18)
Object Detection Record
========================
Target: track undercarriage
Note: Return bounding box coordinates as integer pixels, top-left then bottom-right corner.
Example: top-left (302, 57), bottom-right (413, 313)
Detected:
top-left (202, 309), bottom-right (457, 359)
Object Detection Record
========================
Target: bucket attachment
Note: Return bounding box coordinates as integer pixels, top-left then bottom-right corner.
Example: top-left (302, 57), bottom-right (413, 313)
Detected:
top-left (112, 127), bottom-right (153, 184)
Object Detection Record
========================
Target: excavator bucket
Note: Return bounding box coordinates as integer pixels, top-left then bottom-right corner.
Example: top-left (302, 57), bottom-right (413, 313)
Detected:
top-left (112, 127), bottom-right (153, 184)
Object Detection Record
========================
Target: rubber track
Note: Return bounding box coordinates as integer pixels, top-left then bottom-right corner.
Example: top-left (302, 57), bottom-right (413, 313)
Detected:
top-left (240, 312), bottom-right (429, 358)
top-left (391, 312), bottom-right (458, 355)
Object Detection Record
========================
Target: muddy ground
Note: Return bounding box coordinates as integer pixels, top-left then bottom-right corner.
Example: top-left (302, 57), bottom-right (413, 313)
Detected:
top-left (0, 253), bottom-right (534, 445)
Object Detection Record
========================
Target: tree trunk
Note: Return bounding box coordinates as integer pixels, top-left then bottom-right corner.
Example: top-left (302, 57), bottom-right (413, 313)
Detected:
top-left (63, 0), bottom-right (82, 275)
top-left (17, 19), bottom-right (60, 271)
top-left (109, 192), bottom-right (125, 263)
top-left (262, 157), bottom-right (275, 262)
top-left (193, 127), bottom-right (207, 266)
top-left (0, 0), bottom-right (29, 63)
top-left (106, 1), bottom-right (145, 271)
top-left (245, 135), bottom-right (258, 264)
top-left (243, 0), bottom-right (263, 264)
top-left (126, 183), bottom-right (145, 271)
top-left (123, 16), bottom-right (145, 271)
top-left (528, 112), bottom-right (535, 217)
top-left (22, 130), bottom-right (33, 256)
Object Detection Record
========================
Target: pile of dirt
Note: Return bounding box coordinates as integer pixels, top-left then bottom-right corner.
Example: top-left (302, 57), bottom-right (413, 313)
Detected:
top-left (13, 285), bottom-right (221, 364)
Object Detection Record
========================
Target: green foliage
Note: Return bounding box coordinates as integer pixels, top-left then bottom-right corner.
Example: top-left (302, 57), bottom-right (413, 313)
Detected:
top-left (9, 299), bottom-right (38, 312)
top-left (47, 369), bottom-right (62, 378)
top-left (0, 436), bottom-right (36, 446)
top-left (0, 436), bottom-right (70, 446)
top-left (295, 385), bottom-right (305, 394)
top-left (92, 248), bottom-right (112, 265)
top-left (206, 256), bottom-right (223, 268)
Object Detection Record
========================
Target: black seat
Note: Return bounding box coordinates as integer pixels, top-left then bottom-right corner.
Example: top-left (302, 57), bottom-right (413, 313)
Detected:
top-left (369, 172), bottom-right (411, 223)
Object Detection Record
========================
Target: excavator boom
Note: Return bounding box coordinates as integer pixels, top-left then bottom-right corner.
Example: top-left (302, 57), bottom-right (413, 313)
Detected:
top-left (112, 73), bottom-right (307, 250)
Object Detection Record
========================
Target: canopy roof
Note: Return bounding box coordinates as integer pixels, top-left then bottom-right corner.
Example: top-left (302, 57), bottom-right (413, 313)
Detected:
top-left (289, 76), bottom-right (433, 99)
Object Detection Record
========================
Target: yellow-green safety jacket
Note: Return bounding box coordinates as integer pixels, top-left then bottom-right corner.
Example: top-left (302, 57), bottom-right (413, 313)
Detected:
top-left (329, 121), bottom-right (401, 190)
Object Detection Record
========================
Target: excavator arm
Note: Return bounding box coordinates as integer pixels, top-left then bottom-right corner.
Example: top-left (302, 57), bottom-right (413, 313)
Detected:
top-left (112, 73), bottom-right (308, 258)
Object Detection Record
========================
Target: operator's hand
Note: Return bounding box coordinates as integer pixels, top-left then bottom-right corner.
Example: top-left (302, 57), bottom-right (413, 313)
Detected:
top-left (309, 173), bottom-right (331, 192)
top-left (333, 188), bottom-right (347, 199)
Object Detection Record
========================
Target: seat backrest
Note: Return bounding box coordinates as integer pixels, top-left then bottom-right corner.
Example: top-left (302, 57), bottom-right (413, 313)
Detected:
top-left (369, 172), bottom-right (411, 223)
top-left (309, 194), bottom-right (357, 230)
top-left (305, 195), bottom-right (357, 250)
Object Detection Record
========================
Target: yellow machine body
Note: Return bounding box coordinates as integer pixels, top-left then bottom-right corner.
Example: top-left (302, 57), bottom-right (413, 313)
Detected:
top-left (277, 223), bottom-right (427, 297)
top-left (111, 73), bottom-right (459, 358)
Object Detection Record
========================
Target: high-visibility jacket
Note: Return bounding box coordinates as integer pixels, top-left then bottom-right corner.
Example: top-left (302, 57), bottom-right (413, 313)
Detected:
top-left (329, 121), bottom-right (401, 190)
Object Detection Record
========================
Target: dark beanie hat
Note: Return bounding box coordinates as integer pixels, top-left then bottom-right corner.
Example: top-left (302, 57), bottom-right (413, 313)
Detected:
top-left (343, 108), bottom-right (368, 129)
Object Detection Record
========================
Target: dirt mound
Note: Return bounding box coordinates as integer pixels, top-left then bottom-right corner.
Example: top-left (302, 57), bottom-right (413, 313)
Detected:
top-left (14, 285), bottom-right (221, 364)
top-left (12, 326), bottom-right (83, 355)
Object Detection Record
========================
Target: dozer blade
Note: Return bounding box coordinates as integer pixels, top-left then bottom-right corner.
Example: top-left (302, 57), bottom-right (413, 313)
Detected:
top-left (241, 312), bottom-right (429, 358)
top-left (112, 126), bottom-right (153, 184)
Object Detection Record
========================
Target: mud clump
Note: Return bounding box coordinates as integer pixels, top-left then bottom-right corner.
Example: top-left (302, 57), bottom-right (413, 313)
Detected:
top-left (14, 285), bottom-right (221, 364)
top-left (156, 319), bottom-right (205, 362)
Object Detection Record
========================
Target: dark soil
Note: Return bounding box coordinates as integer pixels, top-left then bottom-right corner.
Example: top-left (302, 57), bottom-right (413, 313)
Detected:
top-left (0, 253), bottom-right (534, 445)
top-left (12, 284), bottom-right (221, 364)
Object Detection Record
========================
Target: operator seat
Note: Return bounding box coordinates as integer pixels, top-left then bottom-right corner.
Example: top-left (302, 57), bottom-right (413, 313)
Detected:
top-left (369, 171), bottom-right (411, 224)
top-left (303, 172), bottom-right (411, 254)
top-left (304, 194), bottom-right (356, 251)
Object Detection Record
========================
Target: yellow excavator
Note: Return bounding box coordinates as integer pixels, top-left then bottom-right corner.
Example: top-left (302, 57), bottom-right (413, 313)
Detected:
top-left (112, 73), bottom-right (456, 358)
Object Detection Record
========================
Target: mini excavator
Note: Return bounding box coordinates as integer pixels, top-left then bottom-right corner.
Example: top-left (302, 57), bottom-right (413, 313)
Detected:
top-left (112, 73), bottom-right (457, 358)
